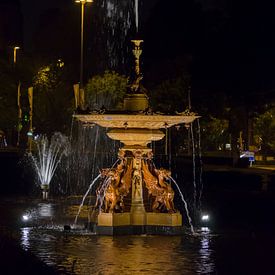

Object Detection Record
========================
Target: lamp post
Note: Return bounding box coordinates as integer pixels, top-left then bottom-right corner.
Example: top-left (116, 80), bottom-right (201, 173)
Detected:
top-left (13, 46), bottom-right (21, 147)
top-left (75, 0), bottom-right (93, 108)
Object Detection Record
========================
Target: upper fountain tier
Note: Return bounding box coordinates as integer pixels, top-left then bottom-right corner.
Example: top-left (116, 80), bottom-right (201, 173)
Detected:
top-left (74, 40), bottom-right (199, 146)
top-left (74, 112), bottom-right (199, 130)
top-left (75, 39), bottom-right (199, 129)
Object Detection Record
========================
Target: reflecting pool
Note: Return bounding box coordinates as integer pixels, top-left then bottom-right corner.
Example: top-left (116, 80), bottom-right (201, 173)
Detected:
top-left (1, 196), bottom-right (275, 274)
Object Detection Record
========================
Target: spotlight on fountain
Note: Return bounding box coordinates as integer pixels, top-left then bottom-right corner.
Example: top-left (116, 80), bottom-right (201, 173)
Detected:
top-left (22, 214), bottom-right (31, 221)
top-left (22, 215), bottom-right (29, 221)
top-left (201, 214), bottom-right (210, 222)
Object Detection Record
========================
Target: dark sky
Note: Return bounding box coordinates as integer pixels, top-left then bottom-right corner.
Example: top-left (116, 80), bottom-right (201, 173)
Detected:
top-left (19, 0), bottom-right (71, 50)
top-left (2, 0), bottom-right (275, 102)
top-left (18, 0), bottom-right (159, 51)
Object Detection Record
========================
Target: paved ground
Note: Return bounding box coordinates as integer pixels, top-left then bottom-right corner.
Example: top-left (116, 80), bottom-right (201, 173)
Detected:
top-left (252, 165), bottom-right (275, 171)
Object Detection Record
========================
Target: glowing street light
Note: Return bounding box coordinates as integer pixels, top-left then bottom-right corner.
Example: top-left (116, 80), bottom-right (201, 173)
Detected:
top-left (13, 46), bottom-right (20, 64)
top-left (75, 0), bottom-right (93, 107)
top-left (14, 46), bottom-right (21, 147)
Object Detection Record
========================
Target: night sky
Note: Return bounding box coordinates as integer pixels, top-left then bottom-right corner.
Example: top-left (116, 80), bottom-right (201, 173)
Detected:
top-left (1, 0), bottom-right (275, 104)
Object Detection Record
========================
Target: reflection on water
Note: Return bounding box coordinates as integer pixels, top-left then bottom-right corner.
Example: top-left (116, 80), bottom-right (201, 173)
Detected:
top-left (38, 203), bottom-right (54, 217)
top-left (3, 197), bottom-right (274, 274)
top-left (19, 228), bottom-right (215, 274)
top-left (21, 227), bottom-right (31, 250)
top-left (16, 201), bottom-right (207, 273)
top-left (197, 232), bottom-right (215, 274)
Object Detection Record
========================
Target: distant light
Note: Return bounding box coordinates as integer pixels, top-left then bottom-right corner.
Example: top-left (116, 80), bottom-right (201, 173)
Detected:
top-left (27, 131), bottom-right (33, 137)
top-left (225, 143), bottom-right (231, 150)
top-left (201, 214), bottom-right (209, 221)
top-left (201, 227), bottom-right (210, 232)
top-left (75, 0), bottom-right (93, 3)
top-left (57, 59), bottom-right (64, 68)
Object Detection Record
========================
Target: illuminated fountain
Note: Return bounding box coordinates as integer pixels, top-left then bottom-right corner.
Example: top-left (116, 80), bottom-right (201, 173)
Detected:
top-left (74, 40), bottom-right (199, 234)
top-left (30, 133), bottom-right (69, 200)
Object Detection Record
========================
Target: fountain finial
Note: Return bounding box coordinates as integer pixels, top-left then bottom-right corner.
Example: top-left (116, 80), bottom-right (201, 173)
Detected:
top-left (130, 39), bottom-right (144, 93)
top-left (123, 40), bottom-right (148, 111)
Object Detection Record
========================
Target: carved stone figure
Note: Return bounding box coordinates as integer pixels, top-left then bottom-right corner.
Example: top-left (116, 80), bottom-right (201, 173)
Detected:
top-left (96, 158), bottom-right (132, 213)
top-left (153, 168), bottom-right (175, 213)
top-left (142, 161), bottom-right (176, 213)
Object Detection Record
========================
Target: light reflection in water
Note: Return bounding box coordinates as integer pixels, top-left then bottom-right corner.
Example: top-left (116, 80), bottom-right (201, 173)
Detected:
top-left (19, 229), bottom-right (215, 274)
top-left (38, 203), bottom-right (53, 217)
top-left (18, 200), bottom-right (215, 274)
top-left (20, 227), bottom-right (31, 250)
top-left (196, 230), bottom-right (215, 274)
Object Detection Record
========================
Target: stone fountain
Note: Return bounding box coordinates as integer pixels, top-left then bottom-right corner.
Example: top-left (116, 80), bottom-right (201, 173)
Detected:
top-left (74, 40), bottom-right (199, 235)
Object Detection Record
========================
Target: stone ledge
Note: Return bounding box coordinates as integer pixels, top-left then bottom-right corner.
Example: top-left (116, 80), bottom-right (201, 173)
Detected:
top-left (97, 212), bottom-right (182, 227)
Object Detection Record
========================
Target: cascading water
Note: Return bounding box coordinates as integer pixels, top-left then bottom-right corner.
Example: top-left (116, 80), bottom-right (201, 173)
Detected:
top-left (197, 119), bottom-right (204, 211)
top-left (135, 0), bottom-right (139, 32)
top-left (190, 122), bottom-right (197, 210)
top-left (92, 0), bottom-right (135, 71)
top-left (91, 126), bottom-right (99, 181)
top-left (67, 122), bottom-right (119, 195)
top-left (30, 132), bottom-right (69, 198)
top-left (169, 177), bottom-right (195, 234)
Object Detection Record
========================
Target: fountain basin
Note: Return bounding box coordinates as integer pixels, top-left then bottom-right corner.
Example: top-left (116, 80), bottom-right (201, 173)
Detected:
top-left (74, 114), bottom-right (199, 129)
top-left (95, 212), bottom-right (183, 235)
top-left (107, 128), bottom-right (165, 146)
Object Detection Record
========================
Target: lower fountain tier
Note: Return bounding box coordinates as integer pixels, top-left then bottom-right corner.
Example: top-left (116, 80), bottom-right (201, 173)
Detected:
top-left (94, 212), bottom-right (183, 235)
top-left (107, 128), bottom-right (165, 146)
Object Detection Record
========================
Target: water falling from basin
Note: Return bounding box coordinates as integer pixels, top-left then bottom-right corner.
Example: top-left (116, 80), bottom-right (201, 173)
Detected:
top-left (169, 177), bottom-right (195, 234)
top-left (135, 0), bottom-right (139, 32)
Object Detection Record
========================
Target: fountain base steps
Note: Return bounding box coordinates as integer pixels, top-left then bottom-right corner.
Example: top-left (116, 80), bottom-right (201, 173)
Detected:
top-left (92, 212), bottom-right (183, 235)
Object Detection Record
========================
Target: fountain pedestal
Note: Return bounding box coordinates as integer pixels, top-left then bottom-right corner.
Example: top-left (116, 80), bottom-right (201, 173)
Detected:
top-left (94, 143), bottom-right (184, 235)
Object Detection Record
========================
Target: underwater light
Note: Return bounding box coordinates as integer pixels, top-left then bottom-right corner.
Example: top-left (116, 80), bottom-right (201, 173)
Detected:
top-left (201, 214), bottom-right (210, 221)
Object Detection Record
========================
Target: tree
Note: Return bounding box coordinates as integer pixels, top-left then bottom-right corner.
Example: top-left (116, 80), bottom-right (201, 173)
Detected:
top-left (200, 116), bottom-right (229, 151)
top-left (254, 107), bottom-right (275, 153)
top-left (149, 75), bottom-right (190, 113)
top-left (85, 71), bottom-right (128, 110)
top-left (0, 58), bottom-right (19, 145)
top-left (32, 60), bottom-right (74, 135)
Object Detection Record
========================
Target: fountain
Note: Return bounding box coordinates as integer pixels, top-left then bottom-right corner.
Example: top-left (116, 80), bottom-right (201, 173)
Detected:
top-left (74, 40), bottom-right (199, 235)
top-left (30, 132), bottom-right (69, 200)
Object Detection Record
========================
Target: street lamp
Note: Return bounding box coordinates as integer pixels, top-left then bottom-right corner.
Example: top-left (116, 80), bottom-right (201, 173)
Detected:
top-left (13, 46), bottom-right (20, 64)
top-left (13, 46), bottom-right (21, 147)
top-left (75, 0), bottom-right (93, 107)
